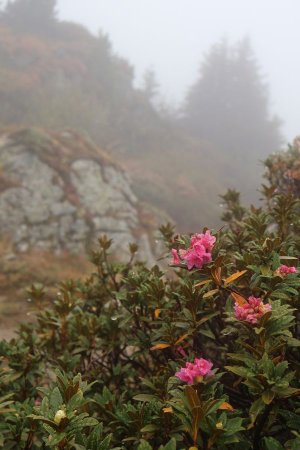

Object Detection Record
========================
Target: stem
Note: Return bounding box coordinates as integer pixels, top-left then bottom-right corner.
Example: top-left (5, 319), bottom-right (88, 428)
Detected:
top-left (253, 403), bottom-right (273, 449)
top-left (24, 426), bottom-right (34, 450)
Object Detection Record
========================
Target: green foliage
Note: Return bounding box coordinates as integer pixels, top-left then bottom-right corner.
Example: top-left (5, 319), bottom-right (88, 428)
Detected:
top-left (264, 137), bottom-right (300, 198)
top-left (28, 371), bottom-right (101, 448)
top-left (1, 143), bottom-right (300, 447)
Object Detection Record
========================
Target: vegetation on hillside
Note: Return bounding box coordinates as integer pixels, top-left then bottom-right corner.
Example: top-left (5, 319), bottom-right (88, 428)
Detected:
top-left (0, 143), bottom-right (299, 448)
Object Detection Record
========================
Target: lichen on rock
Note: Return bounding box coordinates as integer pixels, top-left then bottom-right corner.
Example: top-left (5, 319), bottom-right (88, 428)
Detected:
top-left (0, 127), bottom-right (156, 261)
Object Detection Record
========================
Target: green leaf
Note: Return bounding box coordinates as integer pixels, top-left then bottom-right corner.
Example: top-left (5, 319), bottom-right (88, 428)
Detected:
top-left (262, 436), bottom-right (284, 449)
top-left (282, 286), bottom-right (298, 296)
top-left (46, 431), bottom-right (67, 446)
top-left (197, 312), bottom-right (220, 326)
top-left (137, 440), bottom-right (153, 450)
top-left (249, 398), bottom-right (265, 426)
top-left (28, 415), bottom-right (57, 428)
top-left (270, 291), bottom-right (290, 300)
top-left (274, 361), bottom-right (288, 377)
top-left (198, 328), bottom-right (216, 339)
top-left (49, 387), bottom-right (63, 411)
top-left (262, 390), bottom-right (275, 405)
top-left (223, 417), bottom-right (244, 436)
top-left (87, 424), bottom-right (104, 450)
top-left (68, 390), bottom-right (84, 410)
top-left (140, 424), bottom-right (159, 433)
top-left (227, 353), bottom-right (256, 369)
top-left (98, 434), bottom-right (113, 450)
top-left (290, 438), bottom-right (300, 450)
top-left (225, 366), bottom-right (253, 378)
top-left (287, 337), bottom-right (300, 347)
top-left (133, 394), bottom-right (157, 402)
top-left (80, 417), bottom-right (99, 427)
top-left (160, 438), bottom-right (177, 450)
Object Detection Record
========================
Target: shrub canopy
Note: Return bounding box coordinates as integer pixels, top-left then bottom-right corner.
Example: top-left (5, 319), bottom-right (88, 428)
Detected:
top-left (1, 143), bottom-right (300, 448)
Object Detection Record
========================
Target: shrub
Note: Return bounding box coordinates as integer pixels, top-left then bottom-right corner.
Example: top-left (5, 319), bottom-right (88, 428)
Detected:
top-left (1, 145), bottom-right (300, 448)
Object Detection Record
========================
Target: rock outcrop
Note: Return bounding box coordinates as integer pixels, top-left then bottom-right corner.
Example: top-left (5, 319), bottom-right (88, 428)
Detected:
top-left (0, 127), bottom-right (156, 262)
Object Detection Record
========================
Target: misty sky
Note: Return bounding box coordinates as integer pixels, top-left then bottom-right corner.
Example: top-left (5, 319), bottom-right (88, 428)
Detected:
top-left (57, 0), bottom-right (300, 143)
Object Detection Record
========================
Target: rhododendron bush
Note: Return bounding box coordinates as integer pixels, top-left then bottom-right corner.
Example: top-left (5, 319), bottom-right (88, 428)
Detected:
top-left (1, 145), bottom-right (300, 449)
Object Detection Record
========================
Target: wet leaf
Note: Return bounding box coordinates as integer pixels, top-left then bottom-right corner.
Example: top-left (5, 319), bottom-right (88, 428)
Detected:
top-left (150, 343), bottom-right (171, 351)
top-left (224, 270), bottom-right (247, 285)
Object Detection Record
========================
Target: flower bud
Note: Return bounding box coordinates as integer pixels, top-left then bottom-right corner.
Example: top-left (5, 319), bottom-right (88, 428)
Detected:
top-left (54, 409), bottom-right (66, 425)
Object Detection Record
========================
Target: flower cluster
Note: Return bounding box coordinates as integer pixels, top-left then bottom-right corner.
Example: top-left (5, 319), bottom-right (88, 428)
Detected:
top-left (171, 230), bottom-right (216, 270)
top-left (276, 265), bottom-right (297, 276)
top-left (234, 296), bottom-right (272, 324)
top-left (175, 357), bottom-right (213, 384)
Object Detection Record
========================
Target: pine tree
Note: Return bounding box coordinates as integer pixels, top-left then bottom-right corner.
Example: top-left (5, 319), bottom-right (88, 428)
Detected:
top-left (183, 38), bottom-right (282, 161)
top-left (142, 69), bottom-right (159, 101)
top-left (3, 0), bottom-right (57, 35)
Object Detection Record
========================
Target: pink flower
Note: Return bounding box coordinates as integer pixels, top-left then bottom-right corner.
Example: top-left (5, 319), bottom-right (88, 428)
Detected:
top-left (234, 296), bottom-right (272, 324)
top-left (171, 248), bottom-right (181, 265)
top-left (277, 265), bottom-right (297, 275)
top-left (181, 243), bottom-right (212, 270)
top-left (175, 357), bottom-right (213, 384)
top-left (194, 357), bottom-right (213, 375)
top-left (191, 230), bottom-right (216, 252)
top-left (171, 230), bottom-right (216, 270)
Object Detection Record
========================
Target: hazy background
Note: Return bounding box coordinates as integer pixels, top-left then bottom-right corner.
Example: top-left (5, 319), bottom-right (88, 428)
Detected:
top-left (57, 0), bottom-right (300, 141)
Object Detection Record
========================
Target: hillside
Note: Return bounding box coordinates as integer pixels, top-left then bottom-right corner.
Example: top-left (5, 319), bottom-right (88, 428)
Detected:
top-left (0, 17), bottom-right (254, 231)
top-left (0, 125), bottom-right (170, 336)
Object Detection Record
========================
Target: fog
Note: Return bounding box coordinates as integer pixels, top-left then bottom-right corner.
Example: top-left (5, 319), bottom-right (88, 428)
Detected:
top-left (0, 0), bottom-right (297, 229)
top-left (57, 0), bottom-right (300, 142)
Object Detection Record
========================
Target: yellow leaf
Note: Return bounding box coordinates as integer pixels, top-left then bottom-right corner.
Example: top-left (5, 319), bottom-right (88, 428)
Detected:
top-left (230, 291), bottom-right (247, 306)
top-left (216, 421), bottom-right (223, 429)
top-left (154, 308), bottom-right (161, 319)
top-left (279, 255), bottom-right (298, 260)
top-left (224, 270), bottom-right (247, 286)
top-left (194, 279), bottom-right (211, 287)
top-left (174, 333), bottom-right (189, 345)
top-left (150, 343), bottom-right (171, 351)
top-left (163, 407), bottom-right (173, 413)
top-left (203, 289), bottom-right (219, 299)
top-left (219, 401), bottom-right (234, 411)
top-left (211, 267), bottom-right (222, 285)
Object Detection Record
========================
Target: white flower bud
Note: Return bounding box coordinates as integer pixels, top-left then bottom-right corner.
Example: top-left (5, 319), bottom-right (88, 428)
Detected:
top-left (54, 409), bottom-right (66, 425)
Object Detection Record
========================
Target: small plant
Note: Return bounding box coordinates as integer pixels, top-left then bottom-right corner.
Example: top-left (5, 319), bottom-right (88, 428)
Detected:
top-left (28, 370), bottom-right (102, 448)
